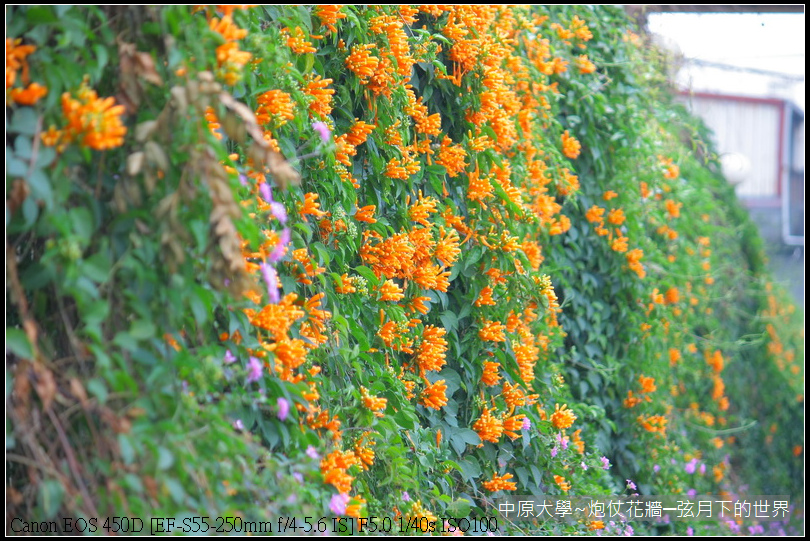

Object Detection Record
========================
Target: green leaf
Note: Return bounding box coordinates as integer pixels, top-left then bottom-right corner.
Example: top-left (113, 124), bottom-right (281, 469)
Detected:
top-left (26, 6), bottom-right (58, 24)
top-left (8, 107), bottom-right (39, 136)
top-left (458, 456), bottom-right (481, 481)
top-left (446, 498), bottom-right (472, 518)
top-left (86, 378), bottom-right (108, 404)
top-left (157, 446), bottom-right (174, 470)
top-left (37, 480), bottom-right (65, 519)
top-left (118, 434), bottom-right (135, 465)
top-left (27, 169), bottom-right (53, 208)
top-left (69, 207), bottom-right (94, 241)
top-left (130, 320), bottom-right (156, 340)
top-left (6, 328), bottom-right (33, 358)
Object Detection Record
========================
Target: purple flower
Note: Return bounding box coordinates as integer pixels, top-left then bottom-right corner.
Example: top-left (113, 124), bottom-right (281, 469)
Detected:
top-left (685, 458), bottom-right (698, 474)
top-left (624, 525), bottom-right (634, 536)
top-left (556, 432), bottom-right (569, 450)
top-left (626, 479), bottom-right (637, 491)
top-left (233, 419), bottom-right (244, 431)
top-left (268, 228), bottom-right (290, 263)
top-left (687, 489), bottom-right (697, 497)
top-left (277, 397), bottom-right (290, 421)
top-left (260, 262), bottom-right (280, 303)
top-left (600, 456), bottom-right (611, 470)
top-left (306, 445), bottom-right (320, 460)
top-left (653, 464), bottom-right (660, 473)
top-left (686, 526), bottom-right (694, 536)
top-left (246, 356), bottom-right (263, 384)
top-left (550, 446), bottom-right (559, 458)
top-left (699, 464), bottom-right (706, 475)
top-left (522, 417), bottom-right (531, 430)
top-left (313, 121), bottom-right (331, 143)
top-left (238, 173), bottom-right (249, 186)
top-left (330, 493), bottom-right (349, 515)
top-left (402, 491), bottom-right (411, 502)
top-left (259, 182), bottom-right (273, 204)
top-left (224, 349), bottom-right (237, 364)
top-left (293, 472), bottom-right (304, 483)
top-left (581, 461), bottom-right (588, 471)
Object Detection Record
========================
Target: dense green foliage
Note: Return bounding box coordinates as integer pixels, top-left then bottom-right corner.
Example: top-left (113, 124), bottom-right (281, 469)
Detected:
top-left (6, 5), bottom-right (803, 536)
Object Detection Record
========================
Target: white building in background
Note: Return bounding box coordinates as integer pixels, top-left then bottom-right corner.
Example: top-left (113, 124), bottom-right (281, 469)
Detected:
top-left (648, 12), bottom-right (805, 247)
top-left (679, 91), bottom-right (804, 246)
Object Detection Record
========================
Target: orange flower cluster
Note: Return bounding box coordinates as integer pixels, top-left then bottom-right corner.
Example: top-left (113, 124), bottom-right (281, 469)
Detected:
top-left (360, 386), bottom-right (388, 416)
top-left (626, 248), bottom-right (645, 279)
top-left (255, 90), bottom-right (295, 125)
top-left (473, 407), bottom-right (504, 443)
top-left (49, 83), bottom-right (127, 151)
top-left (314, 5), bottom-right (347, 34)
top-left (575, 54), bottom-right (596, 74)
top-left (554, 475), bottom-right (571, 491)
top-left (561, 130), bottom-right (581, 159)
top-left (482, 473), bottom-right (517, 492)
top-left (304, 75), bottom-right (335, 119)
top-left (479, 320), bottom-right (506, 342)
top-left (320, 449), bottom-right (359, 493)
top-left (209, 15), bottom-right (251, 85)
top-left (283, 26), bottom-right (317, 54)
top-left (637, 414), bottom-right (667, 436)
top-left (550, 403), bottom-right (576, 430)
top-left (481, 361), bottom-right (501, 386)
top-left (378, 279), bottom-right (405, 302)
top-left (354, 432), bottom-right (376, 470)
top-left (420, 380), bottom-right (448, 409)
top-left (414, 325), bottom-right (448, 375)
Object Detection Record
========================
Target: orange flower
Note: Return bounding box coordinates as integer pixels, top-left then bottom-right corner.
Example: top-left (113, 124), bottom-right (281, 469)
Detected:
top-left (482, 473), bottom-right (517, 492)
top-left (503, 414), bottom-right (525, 440)
top-left (256, 90), bottom-right (295, 125)
top-left (284, 26), bottom-right (317, 54)
top-left (354, 205), bottom-right (376, 223)
top-left (298, 192), bottom-right (328, 221)
top-left (473, 407), bottom-right (504, 444)
top-left (335, 273), bottom-right (357, 294)
top-left (360, 386), bottom-right (387, 415)
top-left (436, 136), bottom-right (467, 177)
top-left (10, 82), bottom-right (47, 105)
top-left (588, 521), bottom-right (605, 531)
top-left (561, 130), bottom-right (581, 159)
top-left (314, 5), bottom-right (347, 33)
top-left (550, 403), bottom-right (576, 430)
top-left (378, 279), bottom-right (405, 302)
top-left (575, 54), bottom-right (596, 74)
top-left (479, 320), bottom-right (506, 342)
top-left (585, 205), bottom-right (605, 224)
top-left (408, 191), bottom-right (438, 226)
top-left (414, 325), bottom-right (448, 374)
top-left (624, 391), bottom-right (641, 409)
top-left (607, 208), bottom-right (625, 225)
top-left (554, 475), bottom-right (571, 492)
top-left (626, 249), bottom-right (645, 279)
top-left (481, 361), bottom-right (501, 386)
top-left (638, 375), bottom-right (657, 394)
top-left (304, 75), bottom-right (335, 119)
top-left (603, 190), bottom-right (618, 201)
top-left (669, 348), bottom-right (681, 366)
top-left (60, 84), bottom-right (127, 150)
top-left (665, 199), bottom-right (682, 218)
top-left (6, 38), bottom-right (37, 89)
top-left (420, 380), bottom-right (448, 409)
top-left (474, 286), bottom-right (496, 307)
top-left (611, 236), bottom-right (628, 253)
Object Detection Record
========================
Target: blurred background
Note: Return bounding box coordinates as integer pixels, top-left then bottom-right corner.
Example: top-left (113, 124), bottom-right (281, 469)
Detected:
top-left (632, 5), bottom-right (804, 306)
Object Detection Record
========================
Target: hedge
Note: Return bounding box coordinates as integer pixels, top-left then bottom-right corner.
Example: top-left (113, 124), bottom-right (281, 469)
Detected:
top-left (6, 5), bottom-right (803, 536)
